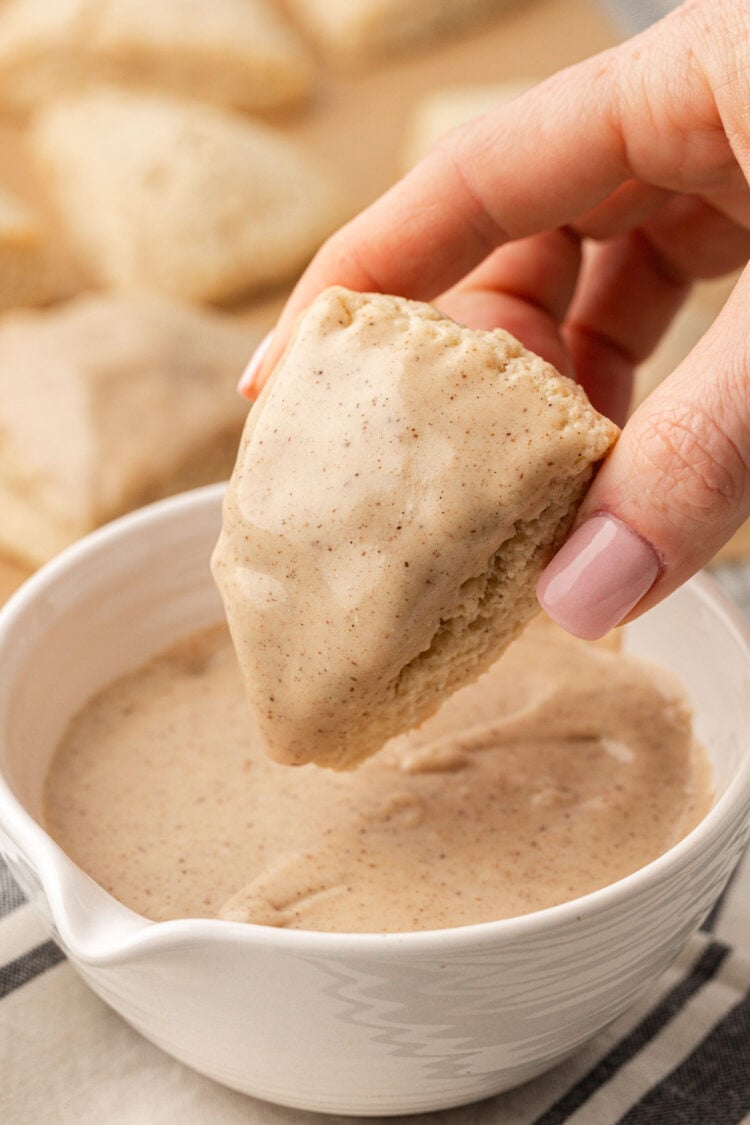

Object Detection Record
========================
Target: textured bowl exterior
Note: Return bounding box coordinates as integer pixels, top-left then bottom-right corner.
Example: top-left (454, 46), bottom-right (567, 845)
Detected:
top-left (1, 485), bottom-right (749, 1115)
top-left (77, 821), bottom-right (747, 1115)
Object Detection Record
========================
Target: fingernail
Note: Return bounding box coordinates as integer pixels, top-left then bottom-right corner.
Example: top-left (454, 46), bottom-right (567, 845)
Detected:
top-left (536, 513), bottom-right (662, 640)
top-left (237, 331), bottom-right (273, 399)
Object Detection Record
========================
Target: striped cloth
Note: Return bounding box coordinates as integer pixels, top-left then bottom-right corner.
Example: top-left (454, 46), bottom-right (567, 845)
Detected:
top-left (1, 560), bottom-right (749, 1124)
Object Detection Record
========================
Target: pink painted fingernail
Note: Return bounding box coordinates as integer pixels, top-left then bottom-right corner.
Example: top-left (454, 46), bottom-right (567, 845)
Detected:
top-left (237, 331), bottom-right (273, 399)
top-left (536, 513), bottom-right (662, 640)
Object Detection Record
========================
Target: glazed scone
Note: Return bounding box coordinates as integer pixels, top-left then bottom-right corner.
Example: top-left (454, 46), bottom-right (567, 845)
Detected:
top-left (30, 89), bottom-right (345, 304)
top-left (280, 0), bottom-right (522, 67)
top-left (0, 187), bottom-right (77, 310)
top-left (404, 80), bottom-right (533, 166)
top-left (0, 0), bottom-right (312, 115)
top-left (0, 294), bottom-right (255, 566)
top-left (212, 287), bottom-right (619, 770)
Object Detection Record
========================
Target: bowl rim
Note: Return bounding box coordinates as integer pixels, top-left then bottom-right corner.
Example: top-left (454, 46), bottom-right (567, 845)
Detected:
top-left (1, 483), bottom-right (750, 965)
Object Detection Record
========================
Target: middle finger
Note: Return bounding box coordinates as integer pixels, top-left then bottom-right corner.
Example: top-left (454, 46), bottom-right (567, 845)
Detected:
top-left (437, 227), bottom-right (582, 376)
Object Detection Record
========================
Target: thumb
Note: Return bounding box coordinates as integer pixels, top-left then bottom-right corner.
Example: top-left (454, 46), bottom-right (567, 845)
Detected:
top-left (537, 265), bottom-right (750, 639)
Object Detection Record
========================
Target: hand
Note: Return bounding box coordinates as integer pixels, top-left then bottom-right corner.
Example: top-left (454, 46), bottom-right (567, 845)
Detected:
top-left (239, 0), bottom-right (750, 640)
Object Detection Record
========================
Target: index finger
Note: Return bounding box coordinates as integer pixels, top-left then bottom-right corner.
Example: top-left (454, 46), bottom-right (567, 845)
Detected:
top-left (249, 3), bottom-right (727, 392)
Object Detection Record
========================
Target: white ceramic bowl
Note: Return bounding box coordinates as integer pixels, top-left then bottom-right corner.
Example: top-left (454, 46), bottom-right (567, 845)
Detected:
top-left (1, 484), bottom-right (749, 1116)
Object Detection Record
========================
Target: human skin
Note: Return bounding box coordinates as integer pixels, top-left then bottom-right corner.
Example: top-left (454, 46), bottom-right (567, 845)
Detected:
top-left (239, 0), bottom-right (750, 640)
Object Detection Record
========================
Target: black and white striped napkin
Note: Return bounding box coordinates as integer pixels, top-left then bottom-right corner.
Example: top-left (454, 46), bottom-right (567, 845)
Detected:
top-left (1, 561), bottom-right (749, 1124)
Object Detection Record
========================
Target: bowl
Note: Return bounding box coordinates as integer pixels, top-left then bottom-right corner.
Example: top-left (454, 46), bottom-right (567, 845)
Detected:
top-left (0, 483), bottom-right (749, 1116)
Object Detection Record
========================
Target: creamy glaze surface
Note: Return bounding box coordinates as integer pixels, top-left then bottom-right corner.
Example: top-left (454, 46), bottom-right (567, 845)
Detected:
top-left (44, 619), bottom-right (712, 932)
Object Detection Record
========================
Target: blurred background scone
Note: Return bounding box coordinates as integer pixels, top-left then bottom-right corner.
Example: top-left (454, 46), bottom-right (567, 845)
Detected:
top-left (0, 186), bottom-right (79, 310)
top-left (30, 89), bottom-right (346, 304)
top-left (278, 0), bottom-right (526, 67)
top-left (0, 294), bottom-right (255, 565)
top-left (0, 0), bottom-right (313, 115)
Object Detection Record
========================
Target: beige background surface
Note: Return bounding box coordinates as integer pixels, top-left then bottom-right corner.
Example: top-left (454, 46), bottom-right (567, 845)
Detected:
top-left (0, 0), bottom-right (741, 599)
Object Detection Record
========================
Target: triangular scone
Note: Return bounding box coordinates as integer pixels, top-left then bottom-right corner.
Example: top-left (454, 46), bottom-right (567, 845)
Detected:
top-left (0, 0), bottom-right (312, 115)
top-left (30, 89), bottom-right (345, 304)
top-left (281, 0), bottom-right (521, 66)
top-left (404, 81), bottom-right (533, 167)
top-left (0, 294), bottom-right (255, 566)
top-left (0, 187), bottom-right (79, 310)
top-left (212, 287), bottom-right (620, 770)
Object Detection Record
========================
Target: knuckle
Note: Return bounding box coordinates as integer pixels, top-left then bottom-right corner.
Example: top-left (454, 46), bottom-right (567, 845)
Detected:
top-left (632, 397), bottom-right (749, 525)
top-left (441, 129), bottom-right (509, 250)
top-left (679, 0), bottom-right (750, 95)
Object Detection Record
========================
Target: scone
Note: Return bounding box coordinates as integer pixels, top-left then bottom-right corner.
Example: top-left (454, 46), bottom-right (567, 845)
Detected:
top-left (280, 0), bottom-right (522, 66)
top-left (404, 80), bottom-right (533, 166)
top-left (0, 294), bottom-right (255, 565)
top-left (30, 88), bottom-right (345, 304)
top-left (212, 287), bottom-right (619, 770)
top-left (0, 187), bottom-right (78, 310)
top-left (0, 0), bottom-right (312, 115)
